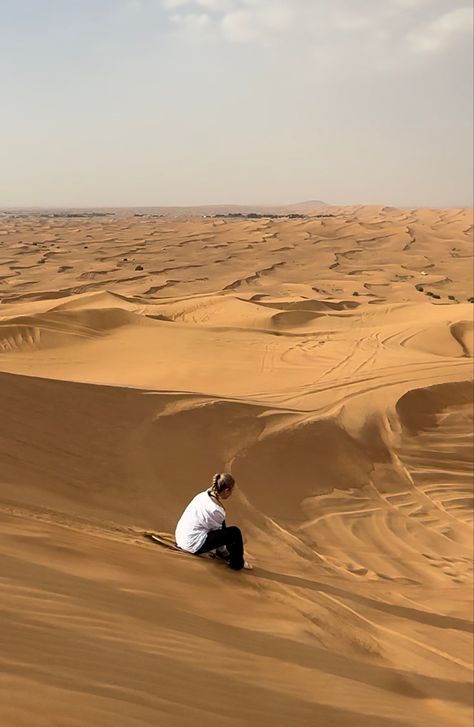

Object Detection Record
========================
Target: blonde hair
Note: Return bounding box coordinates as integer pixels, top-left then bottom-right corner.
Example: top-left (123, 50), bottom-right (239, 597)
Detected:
top-left (210, 473), bottom-right (235, 498)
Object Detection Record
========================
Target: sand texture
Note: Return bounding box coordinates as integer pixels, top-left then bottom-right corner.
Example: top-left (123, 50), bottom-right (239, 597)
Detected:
top-left (0, 206), bottom-right (473, 727)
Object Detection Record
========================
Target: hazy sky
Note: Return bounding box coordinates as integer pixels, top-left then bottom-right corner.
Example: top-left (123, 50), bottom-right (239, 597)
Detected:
top-left (1, 0), bottom-right (473, 207)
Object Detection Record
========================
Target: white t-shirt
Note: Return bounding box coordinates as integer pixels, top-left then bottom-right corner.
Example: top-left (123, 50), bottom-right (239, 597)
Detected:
top-left (175, 490), bottom-right (226, 553)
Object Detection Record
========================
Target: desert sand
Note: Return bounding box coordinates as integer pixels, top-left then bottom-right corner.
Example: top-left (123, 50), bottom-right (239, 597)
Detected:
top-left (0, 205), bottom-right (472, 727)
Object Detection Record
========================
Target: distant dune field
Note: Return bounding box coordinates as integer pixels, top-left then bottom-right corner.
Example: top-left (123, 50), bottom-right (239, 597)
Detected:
top-left (0, 206), bottom-right (472, 727)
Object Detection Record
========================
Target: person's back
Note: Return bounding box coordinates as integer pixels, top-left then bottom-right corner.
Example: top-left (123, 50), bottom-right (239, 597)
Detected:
top-left (175, 489), bottom-right (225, 553)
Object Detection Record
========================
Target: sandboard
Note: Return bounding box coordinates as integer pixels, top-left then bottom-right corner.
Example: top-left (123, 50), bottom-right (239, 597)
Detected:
top-left (144, 532), bottom-right (225, 562)
top-left (144, 532), bottom-right (180, 550)
top-left (144, 532), bottom-right (253, 570)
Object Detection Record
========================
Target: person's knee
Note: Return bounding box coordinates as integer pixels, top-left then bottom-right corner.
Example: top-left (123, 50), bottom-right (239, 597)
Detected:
top-left (226, 526), bottom-right (243, 543)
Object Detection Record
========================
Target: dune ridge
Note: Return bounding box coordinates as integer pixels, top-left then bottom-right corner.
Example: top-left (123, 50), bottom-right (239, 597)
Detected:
top-left (0, 206), bottom-right (472, 727)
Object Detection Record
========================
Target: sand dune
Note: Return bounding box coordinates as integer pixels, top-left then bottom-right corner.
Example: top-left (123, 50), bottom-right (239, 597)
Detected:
top-left (0, 207), bottom-right (472, 726)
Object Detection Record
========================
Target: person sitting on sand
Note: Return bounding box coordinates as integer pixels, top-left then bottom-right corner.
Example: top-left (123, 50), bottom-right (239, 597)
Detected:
top-left (175, 473), bottom-right (252, 571)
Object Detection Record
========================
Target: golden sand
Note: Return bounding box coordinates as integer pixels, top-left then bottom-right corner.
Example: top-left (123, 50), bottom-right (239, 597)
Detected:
top-left (0, 206), bottom-right (472, 726)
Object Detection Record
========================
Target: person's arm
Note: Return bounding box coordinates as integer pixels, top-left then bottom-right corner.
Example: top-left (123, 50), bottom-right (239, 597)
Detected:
top-left (202, 503), bottom-right (226, 531)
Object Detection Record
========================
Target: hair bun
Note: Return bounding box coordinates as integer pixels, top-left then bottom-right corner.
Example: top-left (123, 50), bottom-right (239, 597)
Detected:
top-left (211, 472), bottom-right (235, 496)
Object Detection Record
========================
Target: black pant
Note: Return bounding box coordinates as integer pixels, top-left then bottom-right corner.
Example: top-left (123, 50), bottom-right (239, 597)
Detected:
top-left (196, 526), bottom-right (244, 570)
